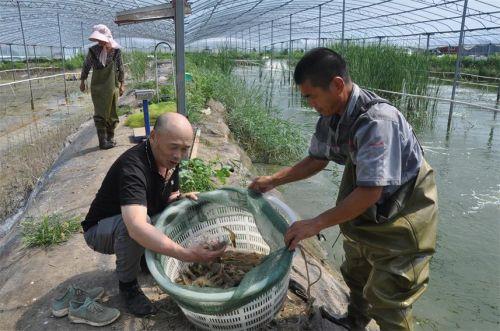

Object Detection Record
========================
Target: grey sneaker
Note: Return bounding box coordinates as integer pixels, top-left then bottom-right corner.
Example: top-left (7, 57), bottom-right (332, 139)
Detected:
top-left (68, 297), bottom-right (120, 327)
top-left (52, 285), bottom-right (104, 317)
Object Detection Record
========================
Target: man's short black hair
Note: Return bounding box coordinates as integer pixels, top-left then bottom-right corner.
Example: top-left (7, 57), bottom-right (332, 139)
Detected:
top-left (293, 47), bottom-right (351, 89)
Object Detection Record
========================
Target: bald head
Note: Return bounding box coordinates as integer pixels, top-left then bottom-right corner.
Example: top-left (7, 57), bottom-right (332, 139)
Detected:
top-left (153, 112), bottom-right (193, 136)
top-left (149, 113), bottom-right (194, 170)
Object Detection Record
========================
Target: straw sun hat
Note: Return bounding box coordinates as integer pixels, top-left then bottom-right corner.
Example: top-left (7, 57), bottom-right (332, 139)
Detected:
top-left (88, 24), bottom-right (121, 49)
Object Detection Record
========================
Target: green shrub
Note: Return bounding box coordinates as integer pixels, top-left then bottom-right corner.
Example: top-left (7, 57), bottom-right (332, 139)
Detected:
top-left (21, 214), bottom-right (82, 247)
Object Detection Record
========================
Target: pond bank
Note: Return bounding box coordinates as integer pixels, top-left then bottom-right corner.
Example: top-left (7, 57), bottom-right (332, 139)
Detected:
top-left (0, 98), bottom-right (377, 330)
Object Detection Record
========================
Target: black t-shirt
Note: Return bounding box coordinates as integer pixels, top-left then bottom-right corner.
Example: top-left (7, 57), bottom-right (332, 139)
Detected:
top-left (82, 140), bottom-right (179, 232)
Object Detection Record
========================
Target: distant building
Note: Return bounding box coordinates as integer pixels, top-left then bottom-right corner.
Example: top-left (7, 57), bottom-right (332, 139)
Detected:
top-left (434, 43), bottom-right (499, 56)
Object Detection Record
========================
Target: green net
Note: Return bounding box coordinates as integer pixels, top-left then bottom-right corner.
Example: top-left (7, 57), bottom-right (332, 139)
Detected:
top-left (145, 187), bottom-right (293, 314)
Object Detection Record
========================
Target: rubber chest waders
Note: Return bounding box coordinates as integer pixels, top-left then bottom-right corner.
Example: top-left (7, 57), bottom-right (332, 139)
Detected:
top-left (90, 57), bottom-right (119, 137)
top-left (336, 100), bottom-right (438, 331)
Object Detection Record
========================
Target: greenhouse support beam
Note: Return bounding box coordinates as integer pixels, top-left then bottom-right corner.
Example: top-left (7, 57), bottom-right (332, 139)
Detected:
top-left (57, 13), bottom-right (68, 101)
top-left (249, 27), bottom-right (251, 52)
top-left (9, 44), bottom-right (15, 81)
top-left (288, 14), bottom-right (292, 82)
top-left (81, 22), bottom-right (85, 55)
top-left (0, 45), bottom-right (3, 62)
top-left (271, 20), bottom-right (274, 55)
top-left (341, 0), bottom-right (346, 47)
top-left (318, 5), bottom-right (322, 47)
top-left (258, 24), bottom-right (261, 53)
top-left (447, 0), bottom-right (468, 132)
top-left (16, 1), bottom-right (34, 111)
top-left (175, 0), bottom-right (186, 116)
top-left (33, 45), bottom-right (37, 66)
top-left (426, 33), bottom-right (431, 51)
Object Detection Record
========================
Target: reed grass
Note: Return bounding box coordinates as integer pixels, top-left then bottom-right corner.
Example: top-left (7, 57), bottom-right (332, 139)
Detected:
top-left (186, 53), bottom-right (305, 164)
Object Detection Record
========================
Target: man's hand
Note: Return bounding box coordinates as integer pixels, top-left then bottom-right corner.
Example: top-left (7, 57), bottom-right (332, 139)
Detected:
top-left (80, 81), bottom-right (86, 92)
top-left (181, 192), bottom-right (198, 200)
top-left (183, 244), bottom-right (226, 263)
top-left (248, 176), bottom-right (275, 193)
top-left (169, 191), bottom-right (198, 203)
top-left (284, 219), bottom-right (321, 251)
top-left (119, 84), bottom-right (125, 96)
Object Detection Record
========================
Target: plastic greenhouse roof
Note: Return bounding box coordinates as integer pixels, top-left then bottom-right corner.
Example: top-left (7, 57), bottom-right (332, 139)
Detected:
top-left (0, 0), bottom-right (498, 49)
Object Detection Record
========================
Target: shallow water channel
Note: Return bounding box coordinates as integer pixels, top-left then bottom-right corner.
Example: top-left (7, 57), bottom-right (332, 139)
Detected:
top-left (235, 61), bottom-right (500, 330)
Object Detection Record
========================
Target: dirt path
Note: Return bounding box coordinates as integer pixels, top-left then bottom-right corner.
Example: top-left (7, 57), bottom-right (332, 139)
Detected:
top-left (0, 99), bottom-right (377, 330)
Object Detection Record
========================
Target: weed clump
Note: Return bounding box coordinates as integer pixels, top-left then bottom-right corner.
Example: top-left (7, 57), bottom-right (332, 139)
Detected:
top-left (21, 214), bottom-right (82, 247)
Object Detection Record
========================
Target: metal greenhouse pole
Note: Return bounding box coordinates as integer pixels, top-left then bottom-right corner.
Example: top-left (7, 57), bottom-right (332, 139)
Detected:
top-left (81, 22), bottom-right (86, 55)
top-left (9, 44), bottom-right (15, 81)
top-left (447, 0), bottom-right (468, 132)
top-left (341, 0), bottom-right (346, 47)
top-left (288, 14), bottom-right (292, 82)
top-left (175, 0), bottom-right (186, 115)
top-left (258, 24), bottom-right (261, 53)
top-left (33, 45), bottom-right (37, 66)
top-left (57, 13), bottom-right (68, 101)
top-left (426, 33), bottom-right (431, 51)
top-left (318, 5), bottom-right (322, 47)
top-left (16, 1), bottom-right (34, 110)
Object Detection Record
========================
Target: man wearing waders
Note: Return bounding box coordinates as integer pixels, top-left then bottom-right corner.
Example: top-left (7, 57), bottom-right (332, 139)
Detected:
top-left (250, 48), bottom-right (438, 330)
top-left (80, 24), bottom-right (125, 150)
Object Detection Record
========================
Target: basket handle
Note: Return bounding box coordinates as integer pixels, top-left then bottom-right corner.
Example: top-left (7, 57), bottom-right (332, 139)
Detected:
top-left (264, 195), bottom-right (299, 225)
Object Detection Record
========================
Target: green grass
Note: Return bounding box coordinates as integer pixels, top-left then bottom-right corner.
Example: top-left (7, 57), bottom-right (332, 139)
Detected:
top-left (430, 54), bottom-right (499, 78)
top-left (21, 214), bottom-right (82, 247)
top-left (124, 101), bottom-right (176, 128)
top-left (185, 53), bottom-right (305, 164)
top-left (0, 54), bottom-right (84, 71)
top-left (117, 105), bottom-right (134, 116)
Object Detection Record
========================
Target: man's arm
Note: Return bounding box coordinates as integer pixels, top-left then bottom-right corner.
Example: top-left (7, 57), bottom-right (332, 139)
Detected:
top-left (121, 204), bottom-right (224, 262)
top-left (249, 156), bottom-right (329, 193)
top-left (284, 186), bottom-right (383, 250)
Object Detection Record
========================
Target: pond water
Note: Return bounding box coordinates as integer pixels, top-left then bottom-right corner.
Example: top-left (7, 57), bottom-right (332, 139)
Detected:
top-left (236, 61), bottom-right (500, 330)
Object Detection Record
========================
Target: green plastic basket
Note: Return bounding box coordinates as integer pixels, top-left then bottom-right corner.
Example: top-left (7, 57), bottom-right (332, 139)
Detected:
top-left (145, 187), bottom-right (297, 330)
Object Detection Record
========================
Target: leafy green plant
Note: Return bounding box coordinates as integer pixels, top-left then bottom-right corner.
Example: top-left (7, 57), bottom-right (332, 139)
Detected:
top-left (179, 158), bottom-right (232, 192)
top-left (21, 214), bottom-right (82, 247)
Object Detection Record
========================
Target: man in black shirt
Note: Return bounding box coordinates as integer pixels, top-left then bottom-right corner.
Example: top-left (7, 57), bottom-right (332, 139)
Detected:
top-left (83, 113), bottom-right (225, 316)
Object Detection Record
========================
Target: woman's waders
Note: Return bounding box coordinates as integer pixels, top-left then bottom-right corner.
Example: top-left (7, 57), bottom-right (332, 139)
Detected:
top-left (90, 60), bottom-right (119, 149)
